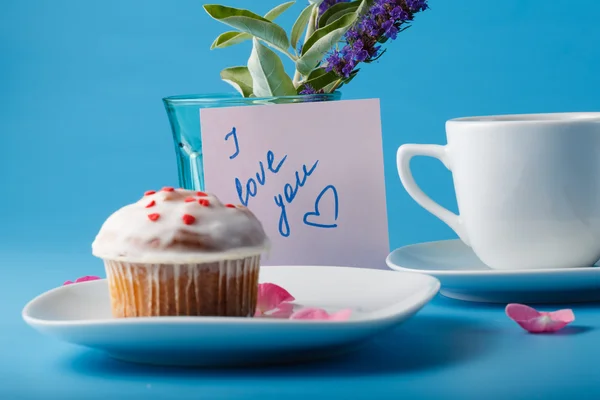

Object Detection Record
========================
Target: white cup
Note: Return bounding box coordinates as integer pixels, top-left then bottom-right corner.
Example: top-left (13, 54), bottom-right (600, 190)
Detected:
top-left (397, 112), bottom-right (600, 270)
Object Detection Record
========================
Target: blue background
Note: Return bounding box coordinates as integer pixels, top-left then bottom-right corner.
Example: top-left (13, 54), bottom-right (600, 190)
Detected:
top-left (2, 0), bottom-right (600, 398)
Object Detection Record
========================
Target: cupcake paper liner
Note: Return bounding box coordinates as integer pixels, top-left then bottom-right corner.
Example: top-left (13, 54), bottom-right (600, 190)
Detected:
top-left (103, 255), bottom-right (260, 318)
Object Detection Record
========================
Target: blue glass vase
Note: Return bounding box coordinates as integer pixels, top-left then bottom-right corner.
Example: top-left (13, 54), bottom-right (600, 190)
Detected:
top-left (162, 92), bottom-right (342, 191)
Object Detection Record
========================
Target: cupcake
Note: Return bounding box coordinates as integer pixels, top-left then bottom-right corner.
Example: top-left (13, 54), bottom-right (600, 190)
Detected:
top-left (91, 187), bottom-right (269, 318)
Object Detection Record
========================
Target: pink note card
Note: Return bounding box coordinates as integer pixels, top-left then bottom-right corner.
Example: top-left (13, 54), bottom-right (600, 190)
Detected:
top-left (200, 98), bottom-right (389, 268)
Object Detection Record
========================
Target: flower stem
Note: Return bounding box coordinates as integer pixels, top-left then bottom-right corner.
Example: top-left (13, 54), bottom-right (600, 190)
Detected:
top-left (284, 50), bottom-right (298, 62)
top-left (293, 6), bottom-right (319, 88)
top-left (327, 78), bottom-right (344, 93)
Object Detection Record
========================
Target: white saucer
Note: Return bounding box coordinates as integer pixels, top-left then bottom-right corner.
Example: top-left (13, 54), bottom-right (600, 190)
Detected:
top-left (386, 240), bottom-right (600, 304)
top-left (23, 266), bottom-right (439, 367)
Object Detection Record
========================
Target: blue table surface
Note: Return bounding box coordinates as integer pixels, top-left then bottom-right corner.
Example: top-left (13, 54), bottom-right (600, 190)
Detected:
top-left (4, 250), bottom-right (600, 400)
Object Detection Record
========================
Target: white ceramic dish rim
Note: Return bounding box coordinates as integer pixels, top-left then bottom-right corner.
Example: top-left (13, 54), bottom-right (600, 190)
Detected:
top-left (449, 112), bottom-right (600, 124)
top-left (386, 240), bottom-right (600, 276)
top-left (22, 266), bottom-right (441, 327)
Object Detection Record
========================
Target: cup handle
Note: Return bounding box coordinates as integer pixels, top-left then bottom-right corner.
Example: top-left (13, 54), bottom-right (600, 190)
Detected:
top-left (396, 144), bottom-right (470, 246)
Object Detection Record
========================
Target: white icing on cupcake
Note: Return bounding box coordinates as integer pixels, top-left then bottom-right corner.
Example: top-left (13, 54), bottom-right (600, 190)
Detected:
top-left (92, 187), bottom-right (269, 263)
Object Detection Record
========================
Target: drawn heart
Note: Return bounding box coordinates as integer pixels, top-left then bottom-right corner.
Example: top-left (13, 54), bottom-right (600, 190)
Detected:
top-left (303, 185), bottom-right (339, 229)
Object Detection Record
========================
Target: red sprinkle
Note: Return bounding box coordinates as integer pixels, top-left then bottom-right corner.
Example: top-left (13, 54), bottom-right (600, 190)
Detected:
top-left (145, 200), bottom-right (156, 208)
top-left (182, 214), bottom-right (196, 225)
top-left (198, 199), bottom-right (210, 207)
top-left (161, 187), bottom-right (175, 192)
top-left (148, 213), bottom-right (160, 221)
top-left (184, 197), bottom-right (196, 203)
top-left (197, 191), bottom-right (207, 197)
top-left (226, 204), bottom-right (236, 208)
top-left (144, 190), bottom-right (156, 196)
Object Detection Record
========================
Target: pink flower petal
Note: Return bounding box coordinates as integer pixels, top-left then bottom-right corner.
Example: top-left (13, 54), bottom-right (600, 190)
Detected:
top-left (289, 307), bottom-right (329, 320)
top-left (547, 309), bottom-right (575, 322)
top-left (63, 276), bottom-right (101, 286)
top-left (268, 303), bottom-right (295, 318)
top-left (329, 309), bottom-right (353, 321)
top-left (256, 283), bottom-right (295, 316)
top-left (253, 283), bottom-right (352, 321)
top-left (289, 307), bottom-right (352, 321)
top-left (74, 276), bottom-right (101, 283)
top-left (506, 303), bottom-right (575, 333)
top-left (505, 303), bottom-right (540, 320)
top-left (255, 302), bottom-right (295, 318)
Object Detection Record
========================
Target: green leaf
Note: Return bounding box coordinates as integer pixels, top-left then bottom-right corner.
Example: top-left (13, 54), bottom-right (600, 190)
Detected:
top-left (296, 12), bottom-right (358, 75)
top-left (210, 2), bottom-right (296, 50)
top-left (220, 66), bottom-right (254, 97)
top-left (317, 1), bottom-right (359, 29)
top-left (322, 81), bottom-right (338, 93)
top-left (247, 38), bottom-right (296, 97)
top-left (264, 1), bottom-right (296, 20)
top-left (291, 4), bottom-right (315, 51)
top-left (211, 31), bottom-right (250, 49)
top-left (298, 68), bottom-right (339, 93)
top-left (204, 5), bottom-right (290, 53)
top-left (306, 67), bottom-right (329, 81)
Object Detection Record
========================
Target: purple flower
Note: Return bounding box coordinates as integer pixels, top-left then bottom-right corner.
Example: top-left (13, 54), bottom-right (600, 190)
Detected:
top-left (382, 19), bottom-right (399, 39)
top-left (340, 44), bottom-right (352, 57)
top-left (390, 6), bottom-right (409, 20)
top-left (323, 0), bottom-right (429, 81)
top-left (406, 0), bottom-right (429, 12)
top-left (346, 28), bottom-right (360, 41)
top-left (341, 62), bottom-right (355, 77)
top-left (324, 48), bottom-right (355, 78)
top-left (361, 17), bottom-right (379, 37)
top-left (371, 2), bottom-right (387, 17)
top-left (324, 50), bottom-right (341, 73)
top-left (342, 40), bottom-right (368, 62)
top-left (300, 84), bottom-right (323, 95)
top-left (355, 49), bottom-right (369, 61)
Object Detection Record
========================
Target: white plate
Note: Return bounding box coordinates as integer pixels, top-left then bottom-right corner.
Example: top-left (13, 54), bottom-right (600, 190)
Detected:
top-left (386, 239), bottom-right (600, 303)
top-left (22, 266), bottom-right (440, 367)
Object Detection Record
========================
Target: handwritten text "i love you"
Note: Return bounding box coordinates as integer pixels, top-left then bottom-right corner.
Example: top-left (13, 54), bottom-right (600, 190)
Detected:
top-left (224, 127), bottom-right (340, 238)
